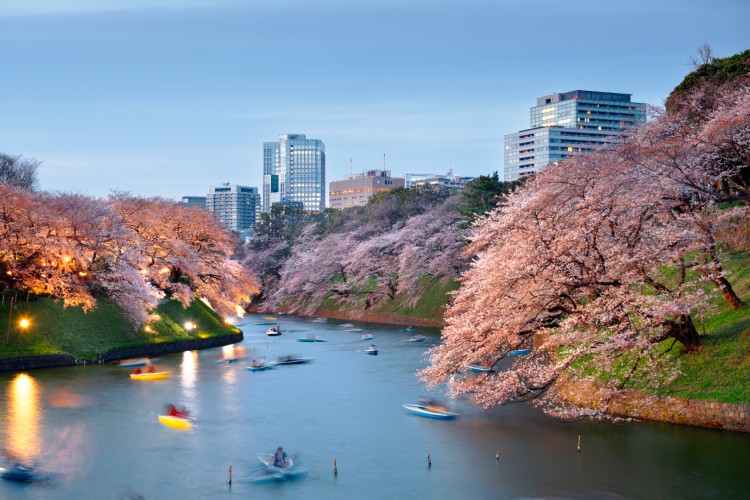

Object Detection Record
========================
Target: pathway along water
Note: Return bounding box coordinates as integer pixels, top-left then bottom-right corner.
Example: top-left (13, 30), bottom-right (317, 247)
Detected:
top-left (0, 314), bottom-right (748, 499)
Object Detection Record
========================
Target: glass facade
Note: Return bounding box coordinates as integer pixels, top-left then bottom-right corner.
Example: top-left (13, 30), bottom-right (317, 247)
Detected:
top-left (262, 134), bottom-right (325, 213)
top-left (504, 90), bottom-right (646, 181)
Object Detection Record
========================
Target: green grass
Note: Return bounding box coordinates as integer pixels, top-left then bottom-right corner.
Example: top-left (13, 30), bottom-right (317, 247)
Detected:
top-left (374, 275), bottom-right (459, 319)
top-left (313, 274), bottom-right (459, 322)
top-left (657, 251), bottom-right (750, 403)
top-left (0, 295), bottom-right (240, 361)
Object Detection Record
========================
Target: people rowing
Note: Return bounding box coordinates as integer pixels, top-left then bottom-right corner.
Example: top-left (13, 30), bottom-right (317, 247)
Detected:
top-left (166, 404), bottom-right (189, 419)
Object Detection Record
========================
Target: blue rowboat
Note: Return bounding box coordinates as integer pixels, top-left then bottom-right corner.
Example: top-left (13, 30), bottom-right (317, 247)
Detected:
top-left (408, 335), bottom-right (426, 342)
top-left (468, 363), bottom-right (495, 373)
top-left (402, 403), bottom-right (459, 420)
top-left (276, 355), bottom-right (314, 365)
top-left (508, 349), bottom-right (530, 355)
top-left (296, 335), bottom-right (327, 343)
top-left (118, 358), bottom-right (150, 368)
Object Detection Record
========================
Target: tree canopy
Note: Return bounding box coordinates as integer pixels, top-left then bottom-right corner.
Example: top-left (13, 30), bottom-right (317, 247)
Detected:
top-left (421, 78), bottom-right (750, 418)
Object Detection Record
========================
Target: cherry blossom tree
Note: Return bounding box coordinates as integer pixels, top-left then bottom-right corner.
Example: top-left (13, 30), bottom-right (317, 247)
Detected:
top-left (0, 186), bottom-right (257, 326)
top-left (421, 80), bottom-right (749, 417)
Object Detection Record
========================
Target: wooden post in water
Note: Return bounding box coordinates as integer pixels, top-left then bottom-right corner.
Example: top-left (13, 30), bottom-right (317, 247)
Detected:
top-left (333, 458), bottom-right (338, 476)
top-left (427, 453), bottom-right (431, 468)
top-left (577, 435), bottom-right (581, 453)
top-left (496, 450), bottom-right (499, 461)
top-left (228, 465), bottom-right (232, 486)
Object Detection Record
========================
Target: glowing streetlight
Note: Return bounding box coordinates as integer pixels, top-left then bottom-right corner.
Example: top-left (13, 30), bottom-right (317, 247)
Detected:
top-left (184, 321), bottom-right (195, 332)
top-left (19, 318), bottom-right (30, 330)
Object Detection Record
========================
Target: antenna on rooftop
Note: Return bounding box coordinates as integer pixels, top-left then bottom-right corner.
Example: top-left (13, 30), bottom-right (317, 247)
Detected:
top-left (383, 153), bottom-right (386, 171)
top-left (350, 158), bottom-right (352, 176)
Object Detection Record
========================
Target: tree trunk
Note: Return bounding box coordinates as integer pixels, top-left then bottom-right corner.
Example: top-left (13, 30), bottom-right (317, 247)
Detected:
top-left (712, 275), bottom-right (743, 311)
top-left (664, 314), bottom-right (701, 349)
top-left (701, 222), bottom-right (743, 310)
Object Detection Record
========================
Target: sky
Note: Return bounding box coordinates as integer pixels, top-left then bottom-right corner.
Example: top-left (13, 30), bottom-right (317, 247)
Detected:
top-left (1, 0), bottom-right (749, 202)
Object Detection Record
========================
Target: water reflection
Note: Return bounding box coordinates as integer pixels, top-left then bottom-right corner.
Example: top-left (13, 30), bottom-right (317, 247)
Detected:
top-left (7, 373), bottom-right (42, 463)
top-left (180, 350), bottom-right (199, 403)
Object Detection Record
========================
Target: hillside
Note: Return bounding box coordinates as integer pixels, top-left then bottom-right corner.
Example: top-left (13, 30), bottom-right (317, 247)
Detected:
top-left (0, 295), bottom-right (241, 362)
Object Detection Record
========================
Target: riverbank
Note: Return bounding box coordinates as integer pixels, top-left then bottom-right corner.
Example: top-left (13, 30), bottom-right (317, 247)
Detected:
top-left (248, 302), bottom-right (445, 328)
top-left (0, 296), bottom-right (243, 372)
top-left (0, 332), bottom-right (243, 372)
top-left (559, 379), bottom-right (750, 433)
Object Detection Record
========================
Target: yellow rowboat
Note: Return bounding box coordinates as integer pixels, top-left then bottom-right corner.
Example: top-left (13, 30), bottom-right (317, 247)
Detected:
top-left (130, 372), bottom-right (172, 381)
top-left (264, 316), bottom-right (278, 321)
top-left (158, 414), bottom-right (193, 430)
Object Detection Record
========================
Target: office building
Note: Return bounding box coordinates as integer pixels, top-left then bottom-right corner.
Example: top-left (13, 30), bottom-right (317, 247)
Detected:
top-left (504, 90), bottom-right (646, 181)
top-left (179, 196), bottom-right (206, 210)
top-left (262, 134), bottom-right (325, 213)
top-left (401, 170), bottom-right (474, 190)
top-left (206, 183), bottom-right (260, 234)
top-left (329, 170), bottom-right (405, 209)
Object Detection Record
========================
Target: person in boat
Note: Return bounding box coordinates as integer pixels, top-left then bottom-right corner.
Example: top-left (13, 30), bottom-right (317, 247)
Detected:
top-left (166, 404), bottom-right (189, 418)
top-left (147, 365), bottom-right (155, 373)
top-left (273, 447), bottom-right (288, 468)
top-left (134, 368), bottom-right (142, 374)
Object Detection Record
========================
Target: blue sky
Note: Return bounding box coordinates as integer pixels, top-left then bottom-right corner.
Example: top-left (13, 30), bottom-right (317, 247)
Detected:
top-left (1, 0), bottom-right (748, 201)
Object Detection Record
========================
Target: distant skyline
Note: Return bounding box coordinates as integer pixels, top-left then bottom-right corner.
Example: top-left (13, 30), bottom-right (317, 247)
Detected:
top-left (1, 0), bottom-right (748, 202)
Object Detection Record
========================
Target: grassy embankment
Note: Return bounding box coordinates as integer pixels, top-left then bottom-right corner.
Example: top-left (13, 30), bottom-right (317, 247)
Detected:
top-left (657, 251), bottom-right (750, 404)
top-left (315, 274), bottom-right (460, 324)
top-left (0, 295), bottom-right (240, 361)
top-left (583, 250), bottom-right (750, 405)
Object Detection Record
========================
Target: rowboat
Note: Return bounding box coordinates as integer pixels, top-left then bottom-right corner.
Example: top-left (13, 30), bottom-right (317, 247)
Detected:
top-left (214, 356), bottom-right (246, 364)
top-left (0, 464), bottom-right (38, 483)
top-left (267, 326), bottom-right (282, 336)
top-left (344, 328), bottom-right (363, 332)
top-left (408, 335), bottom-right (426, 342)
top-left (312, 317), bottom-right (328, 323)
top-left (508, 349), bottom-right (530, 356)
top-left (258, 453), bottom-right (293, 473)
top-left (130, 371), bottom-right (172, 380)
top-left (468, 363), bottom-right (495, 373)
top-left (264, 317), bottom-right (278, 321)
top-left (247, 357), bottom-right (275, 371)
top-left (340, 323), bottom-right (354, 328)
top-left (403, 403), bottom-right (459, 420)
top-left (297, 335), bottom-right (327, 343)
top-left (365, 346), bottom-right (378, 355)
top-left (118, 358), bottom-right (150, 368)
top-left (158, 414), bottom-right (193, 430)
top-left (247, 363), bottom-right (274, 371)
top-left (360, 333), bottom-right (374, 341)
top-left (404, 326), bottom-right (417, 332)
top-left (249, 453), bottom-right (308, 483)
top-left (276, 355), bottom-right (314, 365)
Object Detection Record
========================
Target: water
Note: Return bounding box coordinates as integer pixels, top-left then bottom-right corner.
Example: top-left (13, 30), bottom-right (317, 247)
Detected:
top-left (0, 314), bottom-right (748, 499)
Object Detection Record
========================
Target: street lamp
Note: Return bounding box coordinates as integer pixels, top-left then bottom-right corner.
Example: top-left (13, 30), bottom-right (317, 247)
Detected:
top-left (184, 321), bottom-right (195, 332)
top-left (19, 318), bottom-right (30, 330)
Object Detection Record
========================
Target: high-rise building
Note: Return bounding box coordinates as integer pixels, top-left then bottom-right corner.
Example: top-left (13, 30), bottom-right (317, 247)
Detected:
top-left (206, 183), bottom-right (260, 234)
top-left (179, 196), bottom-right (206, 210)
top-left (262, 134), bottom-right (325, 213)
top-left (329, 170), bottom-right (405, 209)
top-left (401, 170), bottom-right (474, 190)
top-left (504, 90), bottom-right (646, 181)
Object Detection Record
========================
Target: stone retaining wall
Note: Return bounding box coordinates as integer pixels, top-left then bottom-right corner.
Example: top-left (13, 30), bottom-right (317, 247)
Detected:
top-left (0, 354), bottom-right (77, 372)
top-left (560, 380), bottom-right (750, 433)
top-left (0, 332), bottom-right (243, 372)
top-left (97, 333), bottom-right (244, 363)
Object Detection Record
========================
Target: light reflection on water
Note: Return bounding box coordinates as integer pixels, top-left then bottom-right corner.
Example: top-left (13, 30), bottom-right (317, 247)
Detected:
top-left (7, 373), bottom-right (42, 463)
top-left (0, 314), bottom-right (748, 499)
